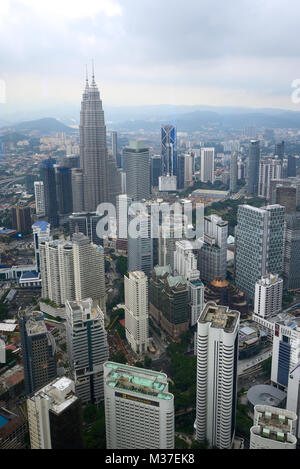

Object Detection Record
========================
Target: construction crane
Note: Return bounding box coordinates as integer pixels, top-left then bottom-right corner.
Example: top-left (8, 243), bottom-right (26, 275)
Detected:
top-left (106, 315), bottom-right (119, 332)
top-left (115, 329), bottom-right (133, 366)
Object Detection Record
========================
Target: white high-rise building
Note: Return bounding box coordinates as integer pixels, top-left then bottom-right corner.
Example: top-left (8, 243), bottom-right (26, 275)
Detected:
top-left (125, 271), bottom-right (149, 356)
top-left (72, 232), bottom-right (106, 312)
top-left (40, 240), bottom-right (75, 306)
top-left (196, 302), bottom-right (240, 449)
top-left (27, 377), bottom-right (82, 449)
top-left (199, 215), bottom-right (228, 283)
top-left (250, 405), bottom-right (297, 450)
top-left (65, 298), bottom-right (109, 405)
top-left (173, 240), bottom-right (200, 281)
top-left (71, 168), bottom-right (84, 213)
top-left (254, 274), bottom-right (283, 319)
top-left (104, 362), bottom-right (174, 449)
top-left (188, 278), bottom-right (204, 326)
top-left (258, 157), bottom-right (282, 200)
top-left (271, 320), bottom-right (300, 391)
top-left (40, 233), bottom-right (106, 310)
top-left (32, 221), bottom-right (51, 272)
top-left (200, 148), bottom-right (215, 183)
top-left (287, 363), bottom-right (300, 441)
top-left (34, 181), bottom-right (45, 218)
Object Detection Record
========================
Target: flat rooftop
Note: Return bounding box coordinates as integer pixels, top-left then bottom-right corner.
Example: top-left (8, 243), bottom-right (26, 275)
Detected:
top-left (105, 362), bottom-right (173, 401)
top-left (199, 303), bottom-right (239, 332)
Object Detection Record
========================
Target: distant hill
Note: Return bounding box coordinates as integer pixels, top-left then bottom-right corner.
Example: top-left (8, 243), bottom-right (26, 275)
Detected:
top-left (110, 108), bottom-right (300, 132)
top-left (0, 117), bottom-right (73, 135)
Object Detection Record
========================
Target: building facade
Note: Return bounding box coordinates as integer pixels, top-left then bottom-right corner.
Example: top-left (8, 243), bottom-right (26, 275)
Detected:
top-left (65, 299), bottom-right (109, 405)
top-left (104, 362), bottom-right (174, 449)
top-left (196, 302), bottom-right (239, 449)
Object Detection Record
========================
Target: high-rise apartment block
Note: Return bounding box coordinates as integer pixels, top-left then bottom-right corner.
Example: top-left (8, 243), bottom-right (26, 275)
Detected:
top-left (19, 311), bottom-right (57, 396)
top-left (196, 302), bottom-right (239, 449)
top-left (235, 204), bottom-right (285, 299)
top-left (11, 205), bottom-right (32, 234)
top-left (250, 405), bottom-right (297, 449)
top-left (40, 233), bottom-right (106, 310)
top-left (287, 363), bottom-right (300, 441)
top-left (126, 140), bottom-right (150, 202)
top-left (258, 157), bottom-right (282, 200)
top-left (198, 215), bottom-right (228, 283)
top-left (104, 362), bottom-right (174, 449)
top-left (27, 377), bottom-right (83, 449)
top-left (254, 274), bottom-right (283, 319)
top-left (124, 271), bottom-right (149, 356)
top-left (230, 152), bottom-right (238, 193)
top-left (283, 213), bottom-right (300, 290)
top-left (72, 233), bottom-right (106, 312)
top-left (41, 158), bottom-right (59, 228)
top-left (32, 221), bottom-right (51, 272)
top-left (65, 299), bottom-right (109, 405)
top-left (247, 140), bottom-right (260, 195)
top-left (149, 266), bottom-right (189, 340)
top-left (200, 148), bottom-right (215, 183)
top-left (34, 181), bottom-right (45, 218)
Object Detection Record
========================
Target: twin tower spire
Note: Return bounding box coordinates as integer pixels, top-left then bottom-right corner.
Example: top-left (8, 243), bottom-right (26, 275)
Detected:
top-left (85, 61), bottom-right (97, 90)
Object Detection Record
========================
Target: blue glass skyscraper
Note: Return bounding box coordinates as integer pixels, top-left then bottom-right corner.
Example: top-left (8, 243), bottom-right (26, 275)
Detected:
top-left (161, 125), bottom-right (177, 176)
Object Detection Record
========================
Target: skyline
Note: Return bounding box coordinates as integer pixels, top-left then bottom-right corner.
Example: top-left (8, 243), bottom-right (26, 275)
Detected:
top-left (2, 0), bottom-right (300, 114)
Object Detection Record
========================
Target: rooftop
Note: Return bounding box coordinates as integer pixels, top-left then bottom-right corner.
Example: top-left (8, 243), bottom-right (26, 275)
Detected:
top-left (199, 302), bottom-right (239, 332)
top-left (105, 362), bottom-right (173, 401)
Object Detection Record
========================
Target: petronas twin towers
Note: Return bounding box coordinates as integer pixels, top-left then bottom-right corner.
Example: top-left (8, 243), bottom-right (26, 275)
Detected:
top-left (80, 70), bottom-right (120, 211)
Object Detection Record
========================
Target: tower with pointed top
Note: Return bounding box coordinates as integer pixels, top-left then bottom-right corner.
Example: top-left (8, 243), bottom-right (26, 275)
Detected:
top-left (80, 69), bottom-right (109, 211)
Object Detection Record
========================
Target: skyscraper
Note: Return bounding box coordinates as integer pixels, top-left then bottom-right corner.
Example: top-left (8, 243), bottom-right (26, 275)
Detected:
top-left (11, 205), bottom-right (32, 234)
top-left (149, 266), bottom-right (189, 340)
top-left (69, 212), bottom-right (103, 246)
top-left (40, 240), bottom-right (75, 306)
top-left (254, 274), bottom-right (283, 319)
top-left (283, 213), bottom-right (300, 289)
top-left (55, 166), bottom-right (73, 215)
top-left (271, 320), bottom-right (300, 390)
top-left (32, 221), bottom-right (51, 272)
top-left (71, 169), bottom-right (85, 213)
top-left (198, 215), bottom-right (228, 283)
top-left (250, 405), bottom-right (297, 450)
top-left (125, 140), bottom-right (150, 202)
top-left (65, 298), bottom-right (109, 405)
top-left (27, 377), bottom-right (83, 449)
top-left (230, 152), bottom-right (238, 193)
top-left (200, 148), bottom-right (215, 183)
top-left (19, 311), bottom-right (57, 396)
top-left (275, 141), bottom-right (285, 160)
top-left (80, 72), bottom-right (109, 211)
top-left (124, 271), bottom-right (149, 356)
top-left (104, 362), bottom-right (174, 449)
top-left (72, 232), bottom-right (106, 311)
top-left (247, 140), bottom-right (260, 195)
top-left (41, 158), bottom-right (59, 228)
top-left (287, 156), bottom-right (297, 178)
top-left (161, 125), bottom-right (177, 177)
top-left (127, 204), bottom-right (153, 277)
top-left (258, 157), bottom-right (282, 200)
top-left (34, 181), bottom-right (45, 218)
top-left (235, 204), bottom-right (285, 299)
top-left (287, 363), bottom-right (300, 441)
top-left (196, 302), bottom-right (239, 449)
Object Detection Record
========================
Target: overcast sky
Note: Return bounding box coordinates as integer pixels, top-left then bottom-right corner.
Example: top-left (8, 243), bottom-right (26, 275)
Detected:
top-left (1, 0), bottom-right (300, 112)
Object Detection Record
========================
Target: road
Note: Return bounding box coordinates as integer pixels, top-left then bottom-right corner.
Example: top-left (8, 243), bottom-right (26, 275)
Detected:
top-left (238, 347), bottom-right (272, 376)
